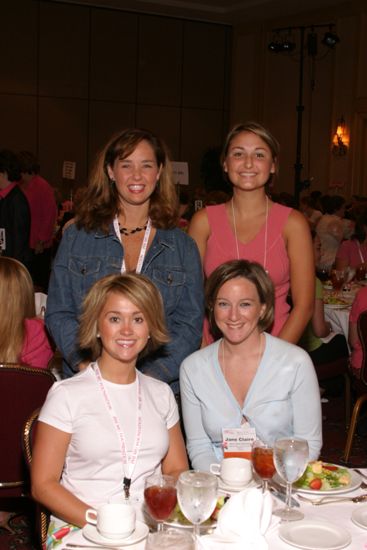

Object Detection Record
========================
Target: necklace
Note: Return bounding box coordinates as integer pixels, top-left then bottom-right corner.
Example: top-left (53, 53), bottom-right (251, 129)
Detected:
top-left (119, 221), bottom-right (148, 236)
top-left (231, 196), bottom-right (269, 272)
top-left (220, 334), bottom-right (264, 381)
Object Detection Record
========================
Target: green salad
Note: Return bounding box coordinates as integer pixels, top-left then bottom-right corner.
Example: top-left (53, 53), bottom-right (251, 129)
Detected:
top-left (167, 496), bottom-right (226, 525)
top-left (295, 461), bottom-right (351, 491)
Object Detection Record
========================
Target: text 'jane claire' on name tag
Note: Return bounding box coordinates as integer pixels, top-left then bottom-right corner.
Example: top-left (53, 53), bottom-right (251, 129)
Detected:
top-left (222, 426), bottom-right (257, 460)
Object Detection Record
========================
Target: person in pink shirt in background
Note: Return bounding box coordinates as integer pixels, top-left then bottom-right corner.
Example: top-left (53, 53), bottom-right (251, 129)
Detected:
top-left (18, 151), bottom-right (58, 292)
top-left (0, 256), bottom-right (53, 369)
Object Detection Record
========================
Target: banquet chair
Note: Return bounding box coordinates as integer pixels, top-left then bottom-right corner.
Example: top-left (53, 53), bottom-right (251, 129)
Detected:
top-left (343, 311), bottom-right (367, 462)
top-left (22, 407), bottom-right (49, 549)
top-left (0, 363), bottom-right (55, 499)
top-left (315, 356), bottom-right (351, 426)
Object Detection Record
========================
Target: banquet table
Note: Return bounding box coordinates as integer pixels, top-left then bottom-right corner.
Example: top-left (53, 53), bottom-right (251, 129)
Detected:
top-left (61, 468), bottom-right (367, 550)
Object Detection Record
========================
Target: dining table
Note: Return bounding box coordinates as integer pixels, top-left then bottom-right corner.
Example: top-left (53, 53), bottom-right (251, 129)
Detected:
top-left (60, 468), bottom-right (367, 550)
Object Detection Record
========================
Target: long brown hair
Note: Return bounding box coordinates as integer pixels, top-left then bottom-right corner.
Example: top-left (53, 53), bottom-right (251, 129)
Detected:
top-left (0, 257), bottom-right (35, 362)
top-left (76, 128), bottom-right (179, 233)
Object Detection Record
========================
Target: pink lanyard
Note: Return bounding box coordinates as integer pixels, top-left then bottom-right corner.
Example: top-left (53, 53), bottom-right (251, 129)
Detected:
top-left (92, 362), bottom-right (143, 499)
top-left (113, 217), bottom-right (152, 274)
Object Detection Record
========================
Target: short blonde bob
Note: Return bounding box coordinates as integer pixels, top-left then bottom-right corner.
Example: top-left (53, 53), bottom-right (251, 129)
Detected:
top-left (205, 259), bottom-right (275, 340)
top-left (79, 273), bottom-right (170, 361)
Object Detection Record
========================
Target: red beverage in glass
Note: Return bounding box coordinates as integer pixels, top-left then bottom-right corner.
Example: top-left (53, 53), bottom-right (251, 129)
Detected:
top-left (356, 265), bottom-right (366, 281)
top-left (252, 447), bottom-right (276, 479)
top-left (144, 485), bottom-right (177, 521)
top-left (331, 270), bottom-right (345, 291)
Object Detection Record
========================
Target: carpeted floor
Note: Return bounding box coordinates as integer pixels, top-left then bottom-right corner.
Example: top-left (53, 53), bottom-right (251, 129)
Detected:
top-left (1, 385), bottom-right (366, 550)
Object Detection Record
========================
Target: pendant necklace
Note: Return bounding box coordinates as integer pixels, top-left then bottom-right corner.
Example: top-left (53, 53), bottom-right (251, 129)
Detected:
top-left (231, 196), bottom-right (269, 273)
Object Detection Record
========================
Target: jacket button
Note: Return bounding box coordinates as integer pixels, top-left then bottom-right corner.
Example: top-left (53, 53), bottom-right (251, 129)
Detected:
top-left (81, 267), bottom-right (86, 275)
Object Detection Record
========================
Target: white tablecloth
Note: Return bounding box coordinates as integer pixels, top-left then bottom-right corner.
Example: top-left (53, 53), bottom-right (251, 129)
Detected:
top-left (61, 469), bottom-right (367, 549)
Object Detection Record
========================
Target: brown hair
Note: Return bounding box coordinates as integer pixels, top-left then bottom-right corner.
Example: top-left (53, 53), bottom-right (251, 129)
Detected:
top-left (221, 121), bottom-right (280, 177)
top-left (205, 259), bottom-right (274, 340)
top-left (79, 273), bottom-right (170, 361)
top-left (76, 128), bottom-right (179, 233)
top-left (0, 257), bottom-right (35, 362)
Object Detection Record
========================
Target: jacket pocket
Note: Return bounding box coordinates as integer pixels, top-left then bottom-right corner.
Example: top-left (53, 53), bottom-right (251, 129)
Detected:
top-left (68, 257), bottom-right (102, 299)
top-left (151, 267), bottom-right (186, 311)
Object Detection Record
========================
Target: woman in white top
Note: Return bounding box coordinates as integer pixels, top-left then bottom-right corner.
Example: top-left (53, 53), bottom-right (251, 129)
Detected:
top-left (31, 273), bottom-right (188, 547)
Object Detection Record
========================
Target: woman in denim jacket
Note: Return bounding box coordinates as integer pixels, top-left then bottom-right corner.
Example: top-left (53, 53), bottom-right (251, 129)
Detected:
top-left (45, 128), bottom-right (204, 394)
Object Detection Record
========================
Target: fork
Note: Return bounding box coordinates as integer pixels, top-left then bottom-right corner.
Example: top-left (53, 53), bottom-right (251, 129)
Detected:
top-left (298, 493), bottom-right (367, 505)
top-left (355, 469), bottom-right (367, 481)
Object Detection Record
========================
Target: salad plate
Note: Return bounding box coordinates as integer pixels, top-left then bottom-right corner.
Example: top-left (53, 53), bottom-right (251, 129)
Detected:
top-left (351, 505), bottom-right (367, 529)
top-left (294, 462), bottom-right (361, 495)
top-left (278, 519), bottom-right (351, 550)
top-left (324, 302), bottom-right (350, 310)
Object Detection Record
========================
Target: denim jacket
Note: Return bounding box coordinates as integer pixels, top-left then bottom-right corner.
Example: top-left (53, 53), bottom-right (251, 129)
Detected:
top-left (45, 223), bottom-right (204, 393)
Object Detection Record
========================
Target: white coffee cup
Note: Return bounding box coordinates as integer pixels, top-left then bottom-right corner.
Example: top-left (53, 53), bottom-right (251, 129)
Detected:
top-left (210, 457), bottom-right (252, 487)
top-left (85, 502), bottom-right (136, 539)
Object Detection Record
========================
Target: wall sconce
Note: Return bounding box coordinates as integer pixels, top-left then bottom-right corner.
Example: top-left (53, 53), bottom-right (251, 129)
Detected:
top-left (332, 117), bottom-right (349, 157)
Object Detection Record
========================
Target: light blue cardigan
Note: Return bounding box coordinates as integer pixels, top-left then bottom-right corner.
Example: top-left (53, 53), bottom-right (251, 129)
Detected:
top-left (180, 333), bottom-right (322, 471)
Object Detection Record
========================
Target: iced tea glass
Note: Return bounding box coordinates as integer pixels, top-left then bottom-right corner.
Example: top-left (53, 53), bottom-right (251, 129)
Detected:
top-left (144, 474), bottom-right (177, 533)
top-left (252, 440), bottom-right (276, 493)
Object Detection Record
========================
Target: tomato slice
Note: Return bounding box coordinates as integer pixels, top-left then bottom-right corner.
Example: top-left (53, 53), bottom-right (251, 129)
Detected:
top-left (309, 478), bottom-right (322, 490)
top-left (323, 465), bottom-right (338, 471)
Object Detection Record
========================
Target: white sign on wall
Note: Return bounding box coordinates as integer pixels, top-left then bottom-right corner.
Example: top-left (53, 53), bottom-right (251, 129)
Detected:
top-left (62, 161), bottom-right (76, 180)
top-left (172, 161), bottom-right (189, 186)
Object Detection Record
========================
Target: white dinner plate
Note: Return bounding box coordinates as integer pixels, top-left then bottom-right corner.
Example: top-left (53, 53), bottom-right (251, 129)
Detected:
top-left (82, 521), bottom-right (149, 547)
top-left (275, 466), bottom-right (361, 495)
top-left (324, 303), bottom-right (350, 310)
top-left (278, 519), bottom-right (351, 550)
top-left (351, 505), bottom-right (367, 529)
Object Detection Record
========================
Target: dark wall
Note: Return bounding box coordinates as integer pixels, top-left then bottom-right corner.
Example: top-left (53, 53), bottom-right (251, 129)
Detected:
top-left (0, 0), bottom-right (231, 199)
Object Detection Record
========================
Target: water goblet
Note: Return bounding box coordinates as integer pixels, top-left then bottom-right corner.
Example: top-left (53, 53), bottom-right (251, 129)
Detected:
top-left (144, 474), bottom-right (177, 533)
top-left (273, 438), bottom-right (309, 521)
top-left (177, 470), bottom-right (218, 541)
top-left (252, 440), bottom-right (275, 493)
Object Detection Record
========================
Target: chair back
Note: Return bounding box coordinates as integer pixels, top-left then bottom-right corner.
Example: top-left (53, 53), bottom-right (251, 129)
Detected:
top-left (0, 363), bottom-right (55, 498)
top-left (22, 407), bottom-right (49, 548)
top-left (357, 310), bottom-right (367, 386)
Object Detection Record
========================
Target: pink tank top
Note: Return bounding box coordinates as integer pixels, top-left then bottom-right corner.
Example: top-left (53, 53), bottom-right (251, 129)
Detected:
top-left (204, 202), bottom-right (291, 337)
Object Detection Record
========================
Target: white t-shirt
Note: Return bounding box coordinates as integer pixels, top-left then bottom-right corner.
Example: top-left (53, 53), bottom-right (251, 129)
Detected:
top-left (39, 364), bottom-right (179, 511)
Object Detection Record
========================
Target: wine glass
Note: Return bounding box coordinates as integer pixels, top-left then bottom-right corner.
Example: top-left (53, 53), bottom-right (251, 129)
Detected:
top-left (316, 265), bottom-right (330, 283)
top-left (273, 438), bottom-right (309, 521)
top-left (144, 474), bottom-right (177, 533)
top-left (331, 269), bottom-right (345, 291)
top-left (252, 440), bottom-right (275, 493)
top-left (177, 470), bottom-right (218, 540)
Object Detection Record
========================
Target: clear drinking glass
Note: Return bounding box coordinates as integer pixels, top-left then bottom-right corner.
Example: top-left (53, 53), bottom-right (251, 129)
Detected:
top-left (144, 474), bottom-right (177, 533)
top-left (252, 440), bottom-right (276, 493)
top-left (273, 438), bottom-right (309, 521)
top-left (177, 470), bottom-right (218, 540)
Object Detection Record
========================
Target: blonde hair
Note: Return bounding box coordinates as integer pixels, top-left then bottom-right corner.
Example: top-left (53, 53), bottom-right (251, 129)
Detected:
top-left (79, 273), bottom-right (170, 361)
top-left (76, 128), bottom-right (179, 233)
top-left (0, 257), bottom-right (35, 362)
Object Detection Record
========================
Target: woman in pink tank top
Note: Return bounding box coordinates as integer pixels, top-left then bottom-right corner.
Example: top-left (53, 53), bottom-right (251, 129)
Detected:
top-left (189, 122), bottom-right (314, 345)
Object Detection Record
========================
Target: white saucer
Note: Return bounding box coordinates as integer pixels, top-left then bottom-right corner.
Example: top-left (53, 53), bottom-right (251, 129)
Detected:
top-left (351, 505), bottom-right (367, 529)
top-left (82, 521), bottom-right (149, 547)
top-left (218, 477), bottom-right (256, 494)
top-left (279, 519), bottom-right (351, 550)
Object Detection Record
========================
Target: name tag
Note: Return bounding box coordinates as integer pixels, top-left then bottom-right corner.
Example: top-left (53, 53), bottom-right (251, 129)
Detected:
top-left (222, 426), bottom-right (256, 460)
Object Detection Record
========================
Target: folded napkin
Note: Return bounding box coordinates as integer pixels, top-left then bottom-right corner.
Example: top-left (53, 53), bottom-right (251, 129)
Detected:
top-left (198, 488), bottom-right (273, 550)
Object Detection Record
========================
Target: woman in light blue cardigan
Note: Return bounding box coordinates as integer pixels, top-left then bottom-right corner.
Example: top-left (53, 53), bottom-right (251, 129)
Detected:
top-left (180, 260), bottom-right (322, 472)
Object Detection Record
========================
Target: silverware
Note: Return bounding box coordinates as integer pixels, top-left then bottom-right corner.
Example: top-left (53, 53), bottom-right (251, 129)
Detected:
top-left (65, 544), bottom-right (112, 549)
top-left (355, 468), bottom-right (367, 481)
top-left (298, 493), bottom-right (367, 505)
top-left (269, 486), bottom-right (300, 507)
